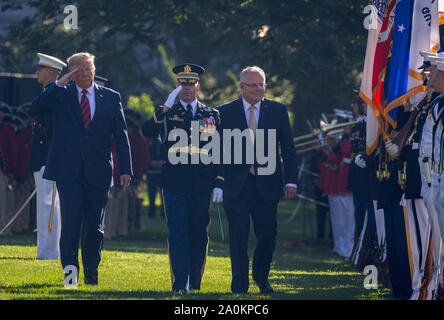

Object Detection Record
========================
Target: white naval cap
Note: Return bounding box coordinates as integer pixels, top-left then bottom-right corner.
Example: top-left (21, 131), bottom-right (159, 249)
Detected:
top-left (436, 60), bottom-right (444, 72)
top-left (429, 53), bottom-right (444, 66)
top-left (37, 52), bottom-right (67, 71)
top-left (419, 51), bottom-right (437, 62)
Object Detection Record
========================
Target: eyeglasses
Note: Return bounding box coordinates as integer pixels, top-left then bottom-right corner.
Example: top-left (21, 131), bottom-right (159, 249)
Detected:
top-left (242, 82), bottom-right (267, 89)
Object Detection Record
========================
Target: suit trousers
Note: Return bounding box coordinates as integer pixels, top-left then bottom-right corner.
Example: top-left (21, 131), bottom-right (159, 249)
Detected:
top-left (163, 188), bottom-right (211, 291)
top-left (223, 173), bottom-right (278, 293)
top-left (57, 162), bottom-right (109, 280)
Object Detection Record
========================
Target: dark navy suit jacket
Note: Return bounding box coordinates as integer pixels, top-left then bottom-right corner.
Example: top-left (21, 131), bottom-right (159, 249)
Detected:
top-left (218, 97), bottom-right (298, 201)
top-left (30, 81), bottom-right (132, 188)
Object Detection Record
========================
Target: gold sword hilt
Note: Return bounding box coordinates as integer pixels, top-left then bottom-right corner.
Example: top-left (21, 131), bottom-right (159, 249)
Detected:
top-left (48, 182), bottom-right (56, 233)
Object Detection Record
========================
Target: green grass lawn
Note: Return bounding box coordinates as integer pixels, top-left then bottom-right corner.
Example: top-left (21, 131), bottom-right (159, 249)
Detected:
top-left (0, 197), bottom-right (391, 300)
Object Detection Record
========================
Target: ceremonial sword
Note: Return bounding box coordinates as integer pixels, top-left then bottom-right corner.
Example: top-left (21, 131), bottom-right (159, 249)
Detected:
top-left (0, 188), bottom-right (36, 234)
top-left (216, 202), bottom-right (224, 241)
top-left (48, 182), bottom-right (57, 233)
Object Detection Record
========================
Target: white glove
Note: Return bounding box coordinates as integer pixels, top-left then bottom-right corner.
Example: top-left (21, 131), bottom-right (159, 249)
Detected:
top-left (385, 140), bottom-right (399, 158)
top-left (212, 187), bottom-right (223, 203)
top-left (354, 155), bottom-right (367, 168)
top-left (163, 85), bottom-right (182, 108)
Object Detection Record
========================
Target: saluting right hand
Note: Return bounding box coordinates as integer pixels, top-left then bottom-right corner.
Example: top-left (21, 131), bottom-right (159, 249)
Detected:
top-left (162, 85), bottom-right (182, 112)
top-left (56, 68), bottom-right (79, 87)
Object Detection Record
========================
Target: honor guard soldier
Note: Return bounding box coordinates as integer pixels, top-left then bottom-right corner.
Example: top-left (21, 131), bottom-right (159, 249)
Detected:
top-left (381, 108), bottom-right (413, 300)
top-left (419, 54), bottom-right (444, 275)
top-left (141, 64), bottom-right (223, 294)
top-left (428, 59), bottom-right (444, 298)
top-left (391, 99), bottom-right (432, 300)
top-left (29, 53), bottom-right (65, 259)
top-left (347, 98), bottom-right (377, 268)
top-left (398, 54), bottom-right (443, 300)
top-left (430, 60), bottom-right (444, 234)
top-left (356, 107), bottom-right (413, 299)
top-left (417, 53), bottom-right (444, 298)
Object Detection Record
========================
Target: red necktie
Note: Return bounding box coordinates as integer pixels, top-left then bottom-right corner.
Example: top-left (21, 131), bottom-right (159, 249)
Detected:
top-left (80, 89), bottom-right (91, 128)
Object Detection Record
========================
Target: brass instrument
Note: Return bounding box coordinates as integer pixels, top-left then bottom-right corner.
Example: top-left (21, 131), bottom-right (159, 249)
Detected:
top-left (294, 120), bottom-right (356, 154)
top-left (293, 129), bottom-right (321, 143)
top-left (293, 120), bottom-right (356, 143)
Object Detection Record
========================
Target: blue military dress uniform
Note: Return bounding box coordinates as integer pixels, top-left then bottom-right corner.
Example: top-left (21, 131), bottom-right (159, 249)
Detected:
top-left (28, 101), bottom-right (53, 173)
top-left (347, 116), bottom-right (377, 255)
top-left (376, 107), bottom-right (413, 299)
top-left (142, 100), bottom-right (223, 292)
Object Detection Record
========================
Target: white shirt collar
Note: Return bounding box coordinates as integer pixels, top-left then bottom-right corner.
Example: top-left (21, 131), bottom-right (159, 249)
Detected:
top-left (180, 99), bottom-right (198, 111)
top-left (242, 97), bottom-right (261, 112)
top-left (76, 83), bottom-right (95, 96)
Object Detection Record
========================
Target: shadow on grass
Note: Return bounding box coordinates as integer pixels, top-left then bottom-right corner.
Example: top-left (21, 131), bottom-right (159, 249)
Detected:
top-left (1, 283), bottom-right (56, 291)
top-left (1, 277), bottom-right (390, 300)
top-left (0, 256), bottom-right (35, 261)
top-left (1, 285), bottom-right (342, 300)
top-left (0, 232), bottom-right (35, 247)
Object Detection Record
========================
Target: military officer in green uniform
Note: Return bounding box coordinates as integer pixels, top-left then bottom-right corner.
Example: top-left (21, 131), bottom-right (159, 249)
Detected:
top-left (142, 63), bottom-right (223, 294)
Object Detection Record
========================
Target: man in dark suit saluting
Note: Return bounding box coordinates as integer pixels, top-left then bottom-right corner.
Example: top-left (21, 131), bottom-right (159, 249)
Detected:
top-left (30, 52), bottom-right (132, 286)
top-left (218, 66), bottom-right (298, 294)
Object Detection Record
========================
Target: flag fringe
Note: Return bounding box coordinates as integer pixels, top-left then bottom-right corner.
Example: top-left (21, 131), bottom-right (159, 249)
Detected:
top-left (383, 85), bottom-right (426, 128)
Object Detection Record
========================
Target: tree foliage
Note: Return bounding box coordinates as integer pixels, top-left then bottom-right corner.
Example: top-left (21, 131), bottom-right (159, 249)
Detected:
top-left (0, 0), bottom-right (370, 133)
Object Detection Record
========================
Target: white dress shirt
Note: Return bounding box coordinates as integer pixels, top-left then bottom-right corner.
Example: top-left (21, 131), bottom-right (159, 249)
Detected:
top-left (241, 97), bottom-right (297, 189)
top-left (242, 98), bottom-right (260, 127)
top-left (55, 80), bottom-right (96, 119)
top-left (75, 84), bottom-right (96, 119)
top-left (180, 99), bottom-right (198, 117)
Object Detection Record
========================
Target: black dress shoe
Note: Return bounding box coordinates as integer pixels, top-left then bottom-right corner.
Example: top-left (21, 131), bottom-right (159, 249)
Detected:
top-left (232, 289), bottom-right (248, 294)
top-left (231, 285), bottom-right (248, 294)
top-left (189, 284), bottom-right (200, 291)
top-left (84, 275), bottom-right (98, 285)
top-left (257, 281), bottom-right (274, 294)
